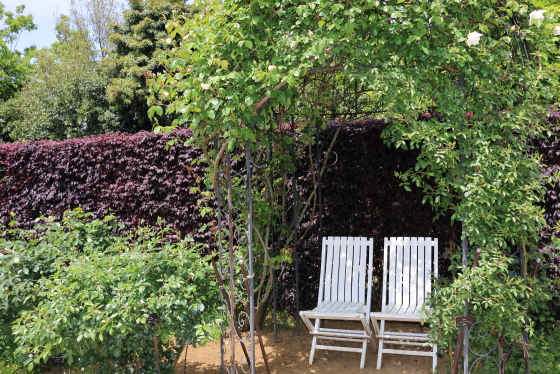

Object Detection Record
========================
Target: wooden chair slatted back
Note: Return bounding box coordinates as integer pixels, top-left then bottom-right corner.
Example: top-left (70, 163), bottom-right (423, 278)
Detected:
top-left (381, 237), bottom-right (438, 311)
top-left (318, 236), bottom-right (374, 309)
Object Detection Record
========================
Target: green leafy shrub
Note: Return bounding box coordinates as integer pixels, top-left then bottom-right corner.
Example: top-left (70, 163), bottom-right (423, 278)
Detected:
top-left (425, 248), bottom-right (549, 351)
top-left (0, 208), bottom-right (125, 366)
top-left (0, 209), bottom-right (221, 372)
top-left (506, 330), bottom-right (560, 374)
top-left (0, 321), bottom-right (17, 364)
top-left (0, 361), bottom-right (26, 374)
top-left (0, 209), bottom-right (124, 319)
top-left (425, 246), bottom-right (554, 372)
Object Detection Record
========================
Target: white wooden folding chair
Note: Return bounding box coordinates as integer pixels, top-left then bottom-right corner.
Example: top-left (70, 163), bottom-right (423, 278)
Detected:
top-left (370, 237), bottom-right (438, 372)
top-left (300, 236), bottom-right (375, 369)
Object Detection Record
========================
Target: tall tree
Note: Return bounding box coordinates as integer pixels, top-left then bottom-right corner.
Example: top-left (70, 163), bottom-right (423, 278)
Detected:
top-left (1, 15), bottom-right (119, 141)
top-left (103, 0), bottom-right (194, 133)
top-left (0, 2), bottom-right (36, 102)
top-left (69, 0), bottom-right (122, 57)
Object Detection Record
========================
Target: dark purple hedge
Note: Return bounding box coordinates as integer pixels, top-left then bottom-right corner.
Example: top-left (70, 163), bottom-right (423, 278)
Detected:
top-left (0, 130), bottom-right (211, 242)
top-left (4, 118), bottom-right (553, 254)
top-left (535, 109), bottom-right (560, 279)
top-left (318, 117), bottom-right (453, 242)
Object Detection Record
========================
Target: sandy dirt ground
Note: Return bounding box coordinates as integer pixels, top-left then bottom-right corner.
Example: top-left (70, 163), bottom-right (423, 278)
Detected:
top-left (178, 321), bottom-right (449, 374)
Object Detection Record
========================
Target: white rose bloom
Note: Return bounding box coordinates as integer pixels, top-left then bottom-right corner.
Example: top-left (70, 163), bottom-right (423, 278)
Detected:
top-left (268, 65), bottom-right (277, 72)
top-left (165, 38), bottom-right (172, 44)
top-left (199, 303), bottom-right (205, 311)
top-left (201, 83), bottom-right (211, 90)
top-left (308, 30), bottom-right (314, 37)
top-left (529, 10), bottom-right (546, 26)
top-left (519, 6), bottom-right (527, 15)
top-left (554, 26), bottom-right (560, 36)
top-left (87, 238), bottom-right (92, 243)
top-left (13, 257), bottom-right (19, 264)
top-left (466, 32), bottom-right (483, 47)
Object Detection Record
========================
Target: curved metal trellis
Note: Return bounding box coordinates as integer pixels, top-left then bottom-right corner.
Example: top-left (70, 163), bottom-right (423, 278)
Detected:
top-left (212, 141), bottom-right (274, 374)
top-left (467, 320), bottom-right (529, 374)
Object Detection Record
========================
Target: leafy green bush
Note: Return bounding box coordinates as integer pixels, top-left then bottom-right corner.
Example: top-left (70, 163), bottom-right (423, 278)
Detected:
top-left (0, 361), bottom-right (26, 374)
top-left (424, 246), bottom-right (553, 371)
top-left (0, 209), bottom-right (221, 372)
top-left (0, 321), bottom-right (17, 364)
top-left (424, 245), bottom-right (557, 373)
top-left (506, 330), bottom-right (560, 374)
top-left (0, 209), bottom-right (124, 320)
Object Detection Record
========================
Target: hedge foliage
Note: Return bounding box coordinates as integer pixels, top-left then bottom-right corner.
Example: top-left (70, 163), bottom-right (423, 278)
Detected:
top-left (0, 130), bottom-right (210, 242)
top-left (536, 108), bottom-right (560, 280)
top-left (0, 123), bottom-right (450, 246)
top-left (318, 117), bottom-right (454, 244)
top-left (2, 116), bottom-right (560, 313)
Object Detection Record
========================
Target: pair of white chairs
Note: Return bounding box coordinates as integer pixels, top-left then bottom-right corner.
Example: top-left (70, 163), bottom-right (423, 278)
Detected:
top-left (300, 236), bottom-right (438, 371)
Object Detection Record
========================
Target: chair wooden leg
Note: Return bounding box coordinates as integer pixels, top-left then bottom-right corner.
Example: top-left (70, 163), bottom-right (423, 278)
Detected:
top-left (376, 338), bottom-right (384, 370)
top-left (300, 312), bottom-right (315, 332)
top-left (309, 318), bottom-right (320, 365)
top-left (376, 320), bottom-right (385, 370)
top-left (432, 344), bottom-right (438, 373)
top-left (370, 315), bottom-right (380, 337)
top-left (360, 340), bottom-right (367, 369)
top-left (309, 335), bottom-right (318, 365)
top-left (360, 317), bottom-right (377, 351)
top-left (369, 334), bottom-right (377, 352)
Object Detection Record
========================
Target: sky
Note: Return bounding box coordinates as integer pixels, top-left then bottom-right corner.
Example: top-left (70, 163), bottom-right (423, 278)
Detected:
top-left (6, 0), bottom-right (192, 52)
top-left (4, 0), bottom-right (71, 51)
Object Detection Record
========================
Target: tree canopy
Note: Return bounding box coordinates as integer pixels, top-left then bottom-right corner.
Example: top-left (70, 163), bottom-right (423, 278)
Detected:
top-left (1, 14), bottom-right (118, 140)
top-left (104, 0), bottom-right (195, 133)
top-left (152, 0), bottom-right (559, 248)
top-left (0, 0), bottom-right (192, 141)
top-left (69, 0), bottom-right (122, 58)
top-left (0, 2), bottom-right (35, 102)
